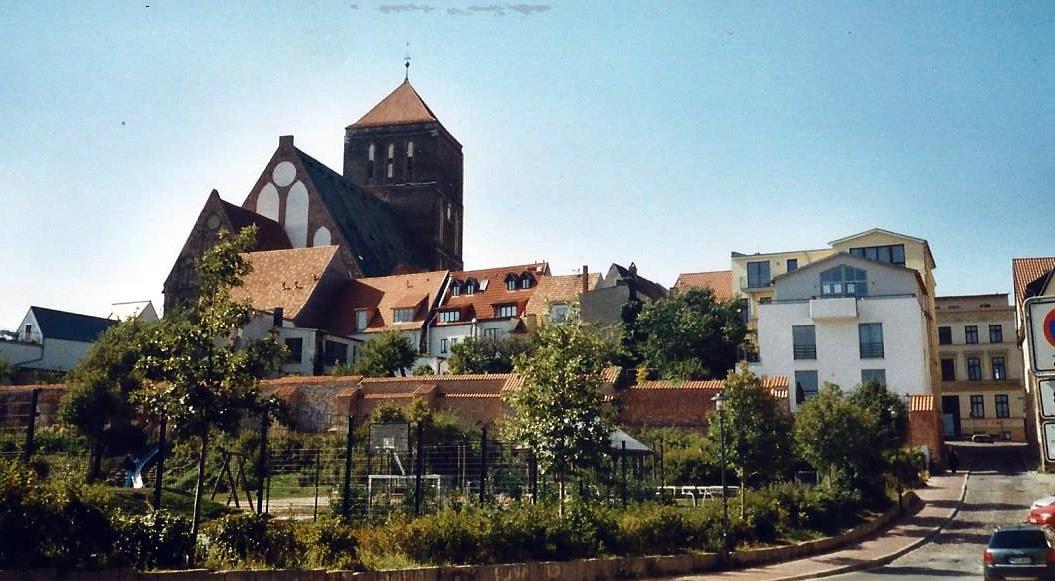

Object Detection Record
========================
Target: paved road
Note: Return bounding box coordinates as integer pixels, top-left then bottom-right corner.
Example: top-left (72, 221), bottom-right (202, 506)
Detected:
top-left (834, 442), bottom-right (1051, 580)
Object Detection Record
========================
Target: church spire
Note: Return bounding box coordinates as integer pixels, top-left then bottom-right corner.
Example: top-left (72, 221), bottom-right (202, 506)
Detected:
top-left (404, 42), bottom-right (411, 82)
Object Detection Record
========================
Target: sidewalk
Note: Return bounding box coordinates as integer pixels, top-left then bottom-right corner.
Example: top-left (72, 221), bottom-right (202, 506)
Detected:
top-left (659, 472), bottom-right (969, 581)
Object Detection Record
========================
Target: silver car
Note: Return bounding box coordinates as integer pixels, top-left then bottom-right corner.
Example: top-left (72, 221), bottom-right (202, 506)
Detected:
top-left (984, 524), bottom-right (1055, 580)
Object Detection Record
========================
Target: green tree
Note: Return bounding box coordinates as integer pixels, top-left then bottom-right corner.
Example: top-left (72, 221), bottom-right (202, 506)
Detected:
top-left (793, 383), bottom-right (878, 495)
top-left (713, 362), bottom-right (794, 517)
top-left (634, 288), bottom-right (747, 380)
top-left (60, 318), bottom-right (153, 479)
top-left (503, 322), bottom-right (614, 515)
top-left (850, 380), bottom-right (908, 451)
top-left (447, 336), bottom-right (533, 374)
top-left (136, 226), bottom-right (285, 543)
top-left (353, 330), bottom-right (417, 377)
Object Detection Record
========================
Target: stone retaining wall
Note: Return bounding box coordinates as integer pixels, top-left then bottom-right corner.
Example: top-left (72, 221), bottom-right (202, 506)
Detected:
top-left (0, 492), bottom-right (919, 581)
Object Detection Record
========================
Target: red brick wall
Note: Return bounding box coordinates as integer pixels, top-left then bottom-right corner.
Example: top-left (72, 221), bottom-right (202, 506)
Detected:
top-left (908, 408), bottom-right (944, 468)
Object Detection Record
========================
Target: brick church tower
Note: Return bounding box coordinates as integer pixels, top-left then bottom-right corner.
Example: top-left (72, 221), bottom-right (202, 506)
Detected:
top-left (343, 80), bottom-right (464, 271)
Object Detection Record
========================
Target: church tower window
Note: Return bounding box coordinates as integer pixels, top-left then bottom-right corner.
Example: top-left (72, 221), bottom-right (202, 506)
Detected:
top-left (406, 141), bottom-right (415, 181)
top-left (367, 144), bottom-right (375, 182)
top-left (386, 143), bottom-right (395, 179)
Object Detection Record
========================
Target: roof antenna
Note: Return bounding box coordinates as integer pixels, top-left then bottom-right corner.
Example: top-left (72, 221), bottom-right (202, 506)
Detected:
top-left (404, 42), bottom-right (411, 82)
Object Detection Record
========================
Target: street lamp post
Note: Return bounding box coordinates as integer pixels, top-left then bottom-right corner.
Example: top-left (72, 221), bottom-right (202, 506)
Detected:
top-left (712, 392), bottom-right (729, 564)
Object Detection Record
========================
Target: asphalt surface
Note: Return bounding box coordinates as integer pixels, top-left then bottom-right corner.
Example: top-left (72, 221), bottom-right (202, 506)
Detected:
top-left (833, 442), bottom-right (1052, 580)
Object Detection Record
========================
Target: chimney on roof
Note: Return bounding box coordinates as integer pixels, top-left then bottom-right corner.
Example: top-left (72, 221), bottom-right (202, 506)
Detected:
top-left (272, 307), bottom-right (284, 327)
top-left (582, 265), bottom-right (589, 294)
top-left (279, 135), bottom-right (294, 147)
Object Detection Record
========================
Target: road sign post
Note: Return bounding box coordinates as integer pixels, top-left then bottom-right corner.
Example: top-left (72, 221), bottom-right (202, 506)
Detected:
top-left (1025, 296), bottom-right (1055, 376)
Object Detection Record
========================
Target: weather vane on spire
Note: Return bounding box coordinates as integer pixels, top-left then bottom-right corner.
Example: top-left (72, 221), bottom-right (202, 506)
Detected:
top-left (404, 42), bottom-right (411, 82)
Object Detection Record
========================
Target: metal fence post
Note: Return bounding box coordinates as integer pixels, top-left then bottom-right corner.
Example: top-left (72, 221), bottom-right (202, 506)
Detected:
top-left (479, 426), bottom-right (488, 504)
top-left (659, 442), bottom-right (665, 501)
top-left (256, 409), bottom-right (269, 514)
top-left (414, 420), bottom-right (425, 516)
top-left (154, 415), bottom-right (167, 509)
top-left (313, 448), bottom-right (321, 522)
top-left (23, 388), bottom-right (40, 459)
top-left (621, 441), bottom-right (628, 508)
top-left (342, 416), bottom-right (354, 518)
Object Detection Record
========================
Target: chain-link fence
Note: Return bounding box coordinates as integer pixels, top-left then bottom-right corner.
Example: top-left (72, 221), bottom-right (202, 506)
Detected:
top-left (0, 395), bottom-right (731, 521)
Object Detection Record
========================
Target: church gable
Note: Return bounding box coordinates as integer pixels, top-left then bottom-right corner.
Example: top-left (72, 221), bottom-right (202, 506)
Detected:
top-left (241, 136), bottom-right (417, 279)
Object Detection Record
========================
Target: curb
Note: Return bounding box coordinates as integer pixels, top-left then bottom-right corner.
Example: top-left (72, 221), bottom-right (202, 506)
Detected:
top-left (770, 471), bottom-right (971, 581)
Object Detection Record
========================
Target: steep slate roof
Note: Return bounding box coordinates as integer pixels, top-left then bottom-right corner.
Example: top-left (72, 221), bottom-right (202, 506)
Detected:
top-left (524, 272), bottom-right (601, 318)
top-left (29, 306), bottom-right (117, 343)
top-left (1013, 257), bottom-right (1055, 305)
top-left (350, 81), bottom-right (440, 129)
top-left (330, 270), bottom-right (449, 335)
top-left (219, 198), bottom-right (291, 251)
top-left (673, 270), bottom-right (733, 301)
top-left (436, 263), bottom-right (550, 325)
top-left (293, 147), bottom-right (416, 276)
top-left (231, 246), bottom-right (341, 320)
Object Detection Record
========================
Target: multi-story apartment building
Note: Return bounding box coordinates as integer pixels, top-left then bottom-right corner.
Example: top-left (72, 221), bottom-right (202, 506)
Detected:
top-left (1012, 257), bottom-right (1055, 467)
top-left (731, 229), bottom-right (940, 384)
top-left (935, 294), bottom-right (1025, 441)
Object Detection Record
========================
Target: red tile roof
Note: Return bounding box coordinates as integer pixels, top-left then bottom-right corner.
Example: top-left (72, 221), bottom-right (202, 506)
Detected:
top-left (629, 375), bottom-right (789, 398)
top-left (349, 81), bottom-right (440, 129)
top-left (435, 263), bottom-right (550, 326)
top-left (330, 270), bottom-right (449, 335)
top-left (673, 270), bottom-right (733, 301)
top-left (1013, 257), bottom-right (1055, 305)
top-left (524, 272), bottom-right (601, 318)
top-left (231, 246), bottom-right (341, 320)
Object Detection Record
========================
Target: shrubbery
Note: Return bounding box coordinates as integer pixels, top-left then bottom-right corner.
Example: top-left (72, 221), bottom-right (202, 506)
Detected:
top-left (112, 510), bottom-right (194, 569)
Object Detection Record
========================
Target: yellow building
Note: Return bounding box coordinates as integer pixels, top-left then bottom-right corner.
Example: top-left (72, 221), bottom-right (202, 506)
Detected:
top-left (730, 229), bottom-right (939, 391)
top-left (936, 294), bottom-right (1026, 441)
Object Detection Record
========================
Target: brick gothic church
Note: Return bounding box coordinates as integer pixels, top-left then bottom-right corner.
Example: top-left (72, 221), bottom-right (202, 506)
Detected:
top-left (163, 80), bottom-right (464, 312)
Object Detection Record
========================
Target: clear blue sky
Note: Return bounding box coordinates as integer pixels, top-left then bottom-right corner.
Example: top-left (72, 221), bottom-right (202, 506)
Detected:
top-left (1, 1), bottom-right (1052, 328)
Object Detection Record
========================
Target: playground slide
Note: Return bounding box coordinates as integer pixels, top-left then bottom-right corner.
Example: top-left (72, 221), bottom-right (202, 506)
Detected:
top-left (125, 444), bottom-right (160, 489)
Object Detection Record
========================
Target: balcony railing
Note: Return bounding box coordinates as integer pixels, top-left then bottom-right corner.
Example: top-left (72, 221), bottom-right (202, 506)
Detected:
top-left (793, 345), bottom-right (817, 360)
top-left (860, 343), bottom-right (885, 359)
top-left (739, 277), bottom-right (773, 291)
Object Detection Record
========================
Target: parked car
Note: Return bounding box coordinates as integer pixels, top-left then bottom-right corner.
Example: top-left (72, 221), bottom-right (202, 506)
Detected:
top-left (984, 524), bottom-right (1055, 579)
top-left (973, 433), bottom-right (995, 443)
top-left (1029, 505), bottom-right (1055, 527)
top-left (1033, 496), bottom-right (1055, 510)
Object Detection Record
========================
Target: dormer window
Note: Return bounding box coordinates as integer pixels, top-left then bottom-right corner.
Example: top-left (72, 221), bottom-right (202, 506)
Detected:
top-left (820, 265), bottom-right (868, 297)
top-left (451, 283), bottom-right (461, 297)
top-left (354, 309), bottom-right (370, 331)
top-left (393, 307), bottom-right (415, 323)
top-left (465, 279), bottom-right (478, 295)
top-left (520, 274), bottom-right (533, 289)
top-left (439, 309), bottom-right (460, 323)
top-left (495, 304), bottom-right (517, 318)
top-left (505, 273), bottom-right (518, 291)
top-left (406, 141), bottom-right (414, 180)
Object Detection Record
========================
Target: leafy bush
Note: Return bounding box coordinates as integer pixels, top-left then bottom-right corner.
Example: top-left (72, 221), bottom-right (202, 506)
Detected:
top-left (202, 513), bottom-right (300, 569)
top-left (112, 510), bottom-right (193, 569)
top-left (296, 517), bottom-right (361, 570)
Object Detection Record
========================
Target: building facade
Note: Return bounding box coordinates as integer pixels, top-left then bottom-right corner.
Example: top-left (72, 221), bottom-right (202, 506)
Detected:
top-left (1012, 257), bottom-right (1055, 467)
top-left (935, 294), bottom-right (1026, 441)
